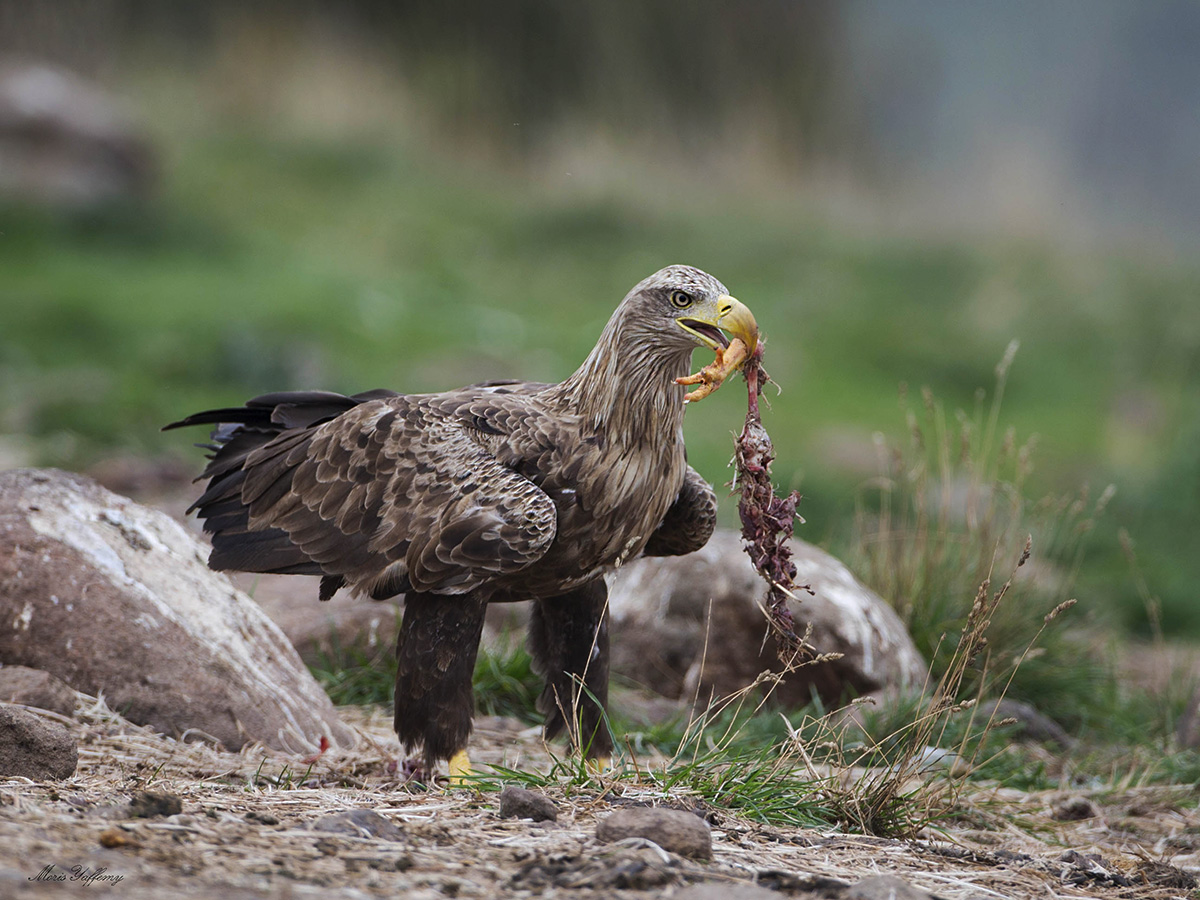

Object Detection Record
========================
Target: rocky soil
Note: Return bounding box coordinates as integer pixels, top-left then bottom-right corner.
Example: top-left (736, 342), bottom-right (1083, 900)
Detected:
top-left (3, 699), bottom-right (1198, 900)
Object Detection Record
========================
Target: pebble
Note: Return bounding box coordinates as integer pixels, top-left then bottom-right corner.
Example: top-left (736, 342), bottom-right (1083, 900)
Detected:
top-left (674, 882), bottom-right (780, 899)
top-left (499, 786), bottom-right (558, 822)
top-left (129, 790), bottom-right (182, 818)
top-left (0, 703), bottom-right (77, 780)
top-left (595, 807), bottom-right (712, 860)
top-left (846, 874), bottom-right (939, 900)
top-left (311, 808), bottom-right (405, 841)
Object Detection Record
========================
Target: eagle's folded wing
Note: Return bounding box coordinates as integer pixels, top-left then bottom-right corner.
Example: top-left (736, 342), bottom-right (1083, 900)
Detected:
top-left (642, 464), bottom-right (717, 557)
top-left (187, 396), bottom-right (557, 598)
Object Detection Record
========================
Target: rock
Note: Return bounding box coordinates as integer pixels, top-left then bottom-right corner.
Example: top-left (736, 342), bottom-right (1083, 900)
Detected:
top-left (846, 875), bottom-right (940, 900)
top-left (1052, 796), bottom-right (1100, 821)
top-left (129, 790), bottom-right (182, 818)
top-left (0, 468), bottom-right (354, 753)
top-left (0, 62), bottom-right (155, 207)
top-left (608, 529), bottom-right (927, 707)
top-left (499, 786), bottom-right (558, 822)
top-left (756, 871), bottom-right (854, 895)
top-left (595, 807), bottom-right (712, 860)
top-left (0, 702), bottom-right (77, 779)
top-left (675, 883), bottom-right (780, 900)
top-left (311, 809), bottom-right (405, 841)
top-left (97, 827), bottom-right (139, 849)
top-left (0, 665), bottom-right (77, 716)
top-left (515, 843), bottom-right (684, 892)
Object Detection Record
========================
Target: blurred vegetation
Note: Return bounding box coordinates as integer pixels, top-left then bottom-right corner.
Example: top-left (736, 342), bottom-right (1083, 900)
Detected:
top-left (4, 0), bottom-right (854, 167)
top-left (850, 364), bottom-right (1121, 734)
top-left (0, 2), bottom-right (1198, 638)
top-left (3, 122), bottom-right (1198, 633)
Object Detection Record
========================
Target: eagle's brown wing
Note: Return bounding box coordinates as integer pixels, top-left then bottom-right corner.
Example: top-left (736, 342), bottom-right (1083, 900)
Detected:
top-left (177, 392), bottom-right (558, 599)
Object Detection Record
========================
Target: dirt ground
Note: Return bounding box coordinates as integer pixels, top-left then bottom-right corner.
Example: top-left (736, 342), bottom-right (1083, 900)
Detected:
top-left (2, 698), bottom-right (1198, 900)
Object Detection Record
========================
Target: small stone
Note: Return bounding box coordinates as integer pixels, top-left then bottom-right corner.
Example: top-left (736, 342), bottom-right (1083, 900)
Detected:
top-left (0, 703), bottom-right (77, 779)
top-left (311, 808), bottom-right (405, 841)
top-left (0, 666), bottom-right (77, 717)
top-left (846, 874), bottom-right (938, 900)
top-left (369, 854), bottom-right (414, 872)
top-left (1052, 796), bottom-right (1100, 821)
top-left (675, 883), bottom-right (780, 900)
top-left (98, 827), bottom-right (139, 849)
top-left (757, 870), bottom-right (851, 893)
top-left (596, 807), bottom-right (712, 860)
top-left (499, 786), bottom-right (558, 822)
top-left (245, 810), bottom-right (280, 825)
top-left (129, 790), bottom-right (183, 818)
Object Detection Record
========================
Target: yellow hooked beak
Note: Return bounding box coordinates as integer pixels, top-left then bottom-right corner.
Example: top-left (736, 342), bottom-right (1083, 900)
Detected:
top-left (677, 294), bottom-right (759, 356)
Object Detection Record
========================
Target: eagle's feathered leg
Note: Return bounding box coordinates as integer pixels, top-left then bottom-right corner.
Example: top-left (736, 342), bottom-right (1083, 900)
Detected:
top-left (528, 580), bottom-right (613, 759)
top-left (393, 592), bottom-right (489, 772)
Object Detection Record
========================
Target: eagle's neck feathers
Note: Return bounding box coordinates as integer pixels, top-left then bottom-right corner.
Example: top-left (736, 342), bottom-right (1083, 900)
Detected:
top-left (550, 310), bottom-right (691, 450)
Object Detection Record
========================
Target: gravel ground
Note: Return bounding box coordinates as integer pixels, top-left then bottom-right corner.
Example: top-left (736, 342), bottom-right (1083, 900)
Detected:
top-left (2, 700), bottom-right (1198, 900)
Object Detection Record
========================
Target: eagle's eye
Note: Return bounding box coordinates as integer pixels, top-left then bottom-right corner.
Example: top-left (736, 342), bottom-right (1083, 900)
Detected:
top-left (669, 289), bottom-right (693, 309)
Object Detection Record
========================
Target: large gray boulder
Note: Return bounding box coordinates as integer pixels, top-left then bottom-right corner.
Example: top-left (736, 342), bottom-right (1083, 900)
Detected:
top-left (608, 529), bottom-right (926, 707)
top-left (0, 469), bottom-right (354, 753)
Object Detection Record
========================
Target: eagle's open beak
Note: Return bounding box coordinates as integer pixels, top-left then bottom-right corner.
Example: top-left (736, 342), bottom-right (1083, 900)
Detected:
top-left (678, 295), bottom-right (759, 357)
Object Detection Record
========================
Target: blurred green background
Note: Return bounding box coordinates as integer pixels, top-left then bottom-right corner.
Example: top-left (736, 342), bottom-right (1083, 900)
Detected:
top-left (1, 1), bottom-right (1197, 634)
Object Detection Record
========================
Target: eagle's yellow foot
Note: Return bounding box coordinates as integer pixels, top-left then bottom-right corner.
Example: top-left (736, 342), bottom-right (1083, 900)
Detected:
top-left (446, 749), bottom-right (473, 787)
top-left (585, 755), bottom-right (613, 774)
top-left (676, 336), bottom-right (752, 402)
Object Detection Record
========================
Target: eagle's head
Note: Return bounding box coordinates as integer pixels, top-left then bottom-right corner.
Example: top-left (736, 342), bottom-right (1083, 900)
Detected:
top-left (623, 264), bottom-right (759, 360)
top-left (559, 264), bottom-right (760, 422)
